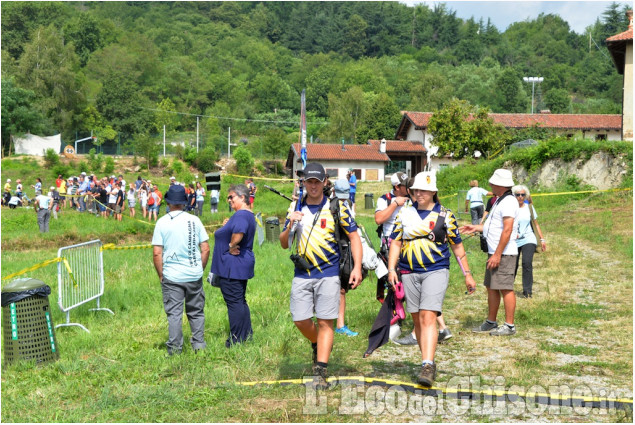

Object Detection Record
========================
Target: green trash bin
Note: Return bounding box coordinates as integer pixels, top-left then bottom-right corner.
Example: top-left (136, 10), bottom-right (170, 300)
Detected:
top-left (365, 193), bottom-right (374, 209)
top-left (2, 278), bottom-right (59, 366)
top-left (265, 217), bottom-right (280, 243)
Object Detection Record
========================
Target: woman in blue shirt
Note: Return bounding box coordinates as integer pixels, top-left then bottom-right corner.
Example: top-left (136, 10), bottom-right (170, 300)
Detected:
top-left (211, 184), bottom-right (256, 347)
top-left (512, 185), bottom-right (546, 298)
top-left (387, 172), bottom-right (476, 387)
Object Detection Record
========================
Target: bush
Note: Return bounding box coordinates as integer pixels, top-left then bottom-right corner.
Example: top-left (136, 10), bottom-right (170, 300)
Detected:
top-left (172, 159), bottom-right (184, 174)
top-left (89, 149), bottom-right (103, 172)
top-left (184, 147), bottom-right (198, 166)
top-left (44, 148), bottom-right (60, 168)
top-left (52, 164), bottom-right (73, 179)
top-left (104, 157), bottom-right (115, 175)
top-left (196, 147), bottom-right (218, 173)
top-left (174, 145), bottom-right (185, 160)
top-left (234, 146), bottom-right (254, 175)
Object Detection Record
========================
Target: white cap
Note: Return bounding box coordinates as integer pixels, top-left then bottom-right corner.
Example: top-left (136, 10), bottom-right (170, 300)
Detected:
top-left (81, 172), bottom-right (87, 176)
top-left (390, 172), bottom-right (408, 187)
top-left (170, 176), bottom-right (176, 180)
top-left (410, 172), bottom-right (437, 192)
top-left (489, 169), bottom-right (515, 187)
top-left (6, 179), bottom-right (11, 182)
top-left (50, 186), bottom-right (55, 190)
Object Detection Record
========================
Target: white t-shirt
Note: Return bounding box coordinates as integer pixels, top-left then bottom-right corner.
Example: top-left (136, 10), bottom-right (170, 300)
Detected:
top-left (466, 187), bottom-right (488, 206)
top-left (483, 194), bottom-right (519, 255)
top-left (152, 211), bottom-right (209, 283)
top-left (375, 191), bottom-right (401, 238)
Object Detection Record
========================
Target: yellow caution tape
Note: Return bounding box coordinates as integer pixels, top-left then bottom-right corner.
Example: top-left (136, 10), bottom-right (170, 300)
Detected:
top-left (2, 257), bottom-right (77, 288)
top-left (531, 187), bottom-right (632, 197)
top-left (226, 173), bottom-right (295, 182)
top-left (101, 244), bottom-right (153, 251)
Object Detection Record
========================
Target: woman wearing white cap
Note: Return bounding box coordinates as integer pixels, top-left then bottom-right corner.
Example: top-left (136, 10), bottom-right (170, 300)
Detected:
top-left (387, 171), bottom-right (476, 387)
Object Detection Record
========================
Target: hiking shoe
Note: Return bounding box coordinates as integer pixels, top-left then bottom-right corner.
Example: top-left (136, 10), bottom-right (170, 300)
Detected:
top-left (393, 333), bottom-right (417, 346)
top-left (311, 364), bottom-right (330, 390)
top-left (417, 363), bottom-right (437, 387)
top-left (335, 325), bottom-right (358, 337)
top-left (437, 328), bottom-right (453, 344)
top-left (490, 325), bottom-right (516, 336)
top-left (472, 321), bottom-right (498, 333)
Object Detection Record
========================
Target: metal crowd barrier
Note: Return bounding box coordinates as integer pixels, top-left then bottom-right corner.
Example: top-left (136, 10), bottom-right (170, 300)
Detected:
top-left (56, 239), bottom-right (113, 332)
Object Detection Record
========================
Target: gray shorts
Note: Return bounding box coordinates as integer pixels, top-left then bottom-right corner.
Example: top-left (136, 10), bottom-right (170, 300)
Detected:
top-left (401, 269), bottom-right (449, 314)
top-left (484, 255), bottom-right (517, 290)
top-left (290, 275), bottom-right (340, 321)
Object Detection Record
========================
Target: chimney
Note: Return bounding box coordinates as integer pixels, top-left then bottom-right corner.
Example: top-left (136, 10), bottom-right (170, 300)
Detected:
top-left (341, 138), bottom-right (345, 151)
top-left (380, 138), bottom-right (386, 153)
top-left (627, 10), bottom-right (633, 29)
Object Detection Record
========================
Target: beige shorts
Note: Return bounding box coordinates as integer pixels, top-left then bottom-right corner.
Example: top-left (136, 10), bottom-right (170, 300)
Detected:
top-left (484, 255), bottom-right (517, 290)
top-left (115, 205), bottom-right (122, 214)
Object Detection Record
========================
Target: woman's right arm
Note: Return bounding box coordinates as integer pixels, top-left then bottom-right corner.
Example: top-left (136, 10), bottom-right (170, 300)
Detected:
top-left (386, 239), bottom-right (402, 287)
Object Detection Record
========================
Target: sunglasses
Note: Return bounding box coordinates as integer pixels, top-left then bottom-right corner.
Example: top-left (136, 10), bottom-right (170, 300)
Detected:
top-left (227, 195), bottom-right (236, 201)
top-left (515, 193), bottom-right (526, 198)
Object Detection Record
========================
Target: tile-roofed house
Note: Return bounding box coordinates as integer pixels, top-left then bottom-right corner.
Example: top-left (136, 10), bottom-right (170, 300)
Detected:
top-left (285, 139), bottom-right (427, 181)
top-left (396, 110), bottom-right (624, 173)
top-left (606, 9), bottom-right (633, 141)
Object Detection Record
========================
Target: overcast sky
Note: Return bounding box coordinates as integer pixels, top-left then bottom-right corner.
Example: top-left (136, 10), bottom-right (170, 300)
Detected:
top-left (399, 1), bottom-right (633, 34)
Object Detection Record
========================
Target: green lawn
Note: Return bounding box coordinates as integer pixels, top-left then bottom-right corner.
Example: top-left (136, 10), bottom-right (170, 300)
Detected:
top-left (1, 175), bottom-right (632, 422)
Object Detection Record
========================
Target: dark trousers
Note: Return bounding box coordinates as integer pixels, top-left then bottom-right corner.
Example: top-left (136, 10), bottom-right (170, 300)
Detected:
top-left (515, 243), bottom-right (536, 295)
top-left (470, 205), bottom-right (484, 224)
top-left (219, 277), bottom-right (253, 347)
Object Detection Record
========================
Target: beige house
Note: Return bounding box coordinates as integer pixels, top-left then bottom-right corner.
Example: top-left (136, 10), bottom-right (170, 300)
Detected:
top-left (395, 111), bottom-right (623, 173)
top-left (606, 10), bottom-right (633, 141)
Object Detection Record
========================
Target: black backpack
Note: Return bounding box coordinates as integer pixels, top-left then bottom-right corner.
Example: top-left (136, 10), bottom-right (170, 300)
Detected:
top-left (330, 198), bottom-right (368, 287)
top-left (375, 193), bottom-right (393, 240)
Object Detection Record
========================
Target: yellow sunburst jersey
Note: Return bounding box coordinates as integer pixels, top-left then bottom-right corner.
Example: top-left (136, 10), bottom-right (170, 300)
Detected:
top-left (390, 201), bottom-right (462, 273)
top-left (283, 197), bottom-right (357, 278)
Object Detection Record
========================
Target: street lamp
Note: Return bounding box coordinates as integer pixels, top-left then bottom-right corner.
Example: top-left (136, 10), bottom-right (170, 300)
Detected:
top-left (523, 77), bottom-right (543, 114)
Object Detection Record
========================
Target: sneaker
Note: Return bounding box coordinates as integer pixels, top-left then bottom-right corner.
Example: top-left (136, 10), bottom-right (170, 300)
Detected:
top-left (437, 328), bottom-right (453, 343)
top-left (393, 333), bottom-right (418, 346)
top-left (312, 364), bottom-right (330, 390)
top-left (472, 321), bottom-right (498, 333)
top-left (335, 325), bottom-right (358, 337)
top-left (417, 362), bottom-right (437, 387)
top-left (490, 325), bottom-right (516, 336)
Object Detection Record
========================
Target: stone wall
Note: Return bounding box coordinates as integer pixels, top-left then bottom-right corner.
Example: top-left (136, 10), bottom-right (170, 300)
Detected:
top-left (511, 152), bottom-right (630, 190)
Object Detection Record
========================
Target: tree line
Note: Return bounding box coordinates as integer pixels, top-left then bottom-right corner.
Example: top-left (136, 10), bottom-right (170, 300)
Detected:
top-left (1, 1), bottom-right (630, 162)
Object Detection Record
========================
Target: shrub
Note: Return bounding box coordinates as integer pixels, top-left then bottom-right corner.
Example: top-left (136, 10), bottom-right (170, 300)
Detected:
top-left (52, 164), bottom-right (72, 179)
top-left (89, 149), bottom-right (103, 172)
top-left (184, 147), bottom-right (198, 166)
top-left (44, 148), bottom-right (60, 168)
top-left (196, 147), bottom-right (218, 173)
top-left (172, 159), bottom-right (184, 174)
top-left (174, 145), bottom-right (185, 160)
top-left (234, 146), bottom-right (254, 175)
top-left (104, 157), bottom-right (115, 175)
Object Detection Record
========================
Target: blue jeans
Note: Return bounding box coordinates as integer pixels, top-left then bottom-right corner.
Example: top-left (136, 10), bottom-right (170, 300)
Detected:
top-left (218, 277), bottom-right (253, 347)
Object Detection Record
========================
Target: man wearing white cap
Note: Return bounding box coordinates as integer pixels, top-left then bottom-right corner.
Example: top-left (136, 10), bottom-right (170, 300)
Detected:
top-left (460, 169), bottom-right (519, 337)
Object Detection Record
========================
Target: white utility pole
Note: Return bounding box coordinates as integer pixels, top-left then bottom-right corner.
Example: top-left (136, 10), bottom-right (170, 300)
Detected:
top-left (196, 116), bottom-right (199, 153)
top-left (523, 77), bottom-right (543, 114)
top-left (163, 125), bottom-right (166, 157)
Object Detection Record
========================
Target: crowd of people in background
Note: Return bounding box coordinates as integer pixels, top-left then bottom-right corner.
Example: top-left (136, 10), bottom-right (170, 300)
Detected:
top-left (2, 173), bottom-right (249, 226)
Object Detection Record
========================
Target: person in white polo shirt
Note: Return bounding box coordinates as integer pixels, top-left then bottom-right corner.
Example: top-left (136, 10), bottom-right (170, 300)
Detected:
top-left (460, 169), bottom-right (519, 337)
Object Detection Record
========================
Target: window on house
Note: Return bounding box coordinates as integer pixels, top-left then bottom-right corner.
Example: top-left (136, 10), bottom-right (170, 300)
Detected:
top-left (596, 134), bottom-right (607, 140)
top-left (326, 168), bottom-right (338, 179)
top-left (438, 164), bottom-right (450, 170)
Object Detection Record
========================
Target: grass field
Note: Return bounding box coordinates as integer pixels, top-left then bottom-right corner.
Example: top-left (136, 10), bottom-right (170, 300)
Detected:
top-left (1, 171), bottom-right (633, 422)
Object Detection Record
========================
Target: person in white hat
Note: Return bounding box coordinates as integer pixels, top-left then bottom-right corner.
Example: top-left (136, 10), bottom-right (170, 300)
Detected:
top-left (460, 168), bottom-right (519, 337)
top-left (386, 171), bottom-right (476, 387)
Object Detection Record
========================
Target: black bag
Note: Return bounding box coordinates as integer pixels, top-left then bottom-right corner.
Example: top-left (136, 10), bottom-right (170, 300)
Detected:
top-left (330, 198), bottom-right (367, 289)
top-left (480, 235), bottom-right (489, 253)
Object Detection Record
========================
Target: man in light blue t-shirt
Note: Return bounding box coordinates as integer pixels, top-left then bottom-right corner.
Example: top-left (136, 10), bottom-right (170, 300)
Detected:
top-left (152, 184), bottom-right (210, 355)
